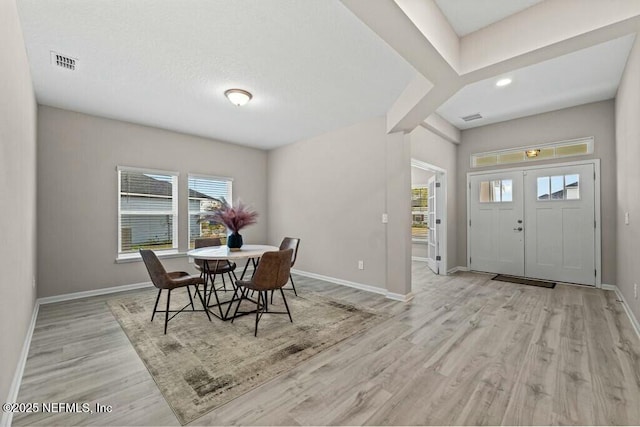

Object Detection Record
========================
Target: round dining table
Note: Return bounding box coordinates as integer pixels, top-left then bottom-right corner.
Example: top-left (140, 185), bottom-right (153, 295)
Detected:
top-left (187, 244), bottom-right (279, 319)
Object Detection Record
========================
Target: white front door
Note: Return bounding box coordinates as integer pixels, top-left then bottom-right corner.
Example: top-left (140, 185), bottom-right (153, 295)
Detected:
top-left (426, 175), bottom-right (439, 274)
top-left (469, 171), bottom-right (524, 276)
top-left (468, 163), bottom-right (597, 286)
top-left (524, 164), bottom-right (596, 285)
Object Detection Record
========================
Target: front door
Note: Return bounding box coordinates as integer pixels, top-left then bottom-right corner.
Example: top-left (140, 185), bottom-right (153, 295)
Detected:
top-left (524, 164), bottom-right (595, 285)
top-left (468, 163), bottom-right (597, 285)
top-left (469, 171), bottom-right (524, 276)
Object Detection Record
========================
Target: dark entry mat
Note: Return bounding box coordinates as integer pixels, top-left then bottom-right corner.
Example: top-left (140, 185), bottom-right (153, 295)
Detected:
top-left (491, 274), bottom-right (556, 288)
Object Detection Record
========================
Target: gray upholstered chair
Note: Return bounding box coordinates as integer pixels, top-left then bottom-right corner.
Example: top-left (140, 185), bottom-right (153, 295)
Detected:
top-left (232, 249), bottom-right (294, 336)
top-left (140, 249), bottom-right (210, 334)
top-left (194, 237), bottom-right (237, 298)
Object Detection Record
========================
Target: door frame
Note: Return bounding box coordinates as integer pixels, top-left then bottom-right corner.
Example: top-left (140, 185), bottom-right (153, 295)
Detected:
top-left (467, 159), bottom-right (601, 287)
top-left (412, 159), bottom-right (447, 275)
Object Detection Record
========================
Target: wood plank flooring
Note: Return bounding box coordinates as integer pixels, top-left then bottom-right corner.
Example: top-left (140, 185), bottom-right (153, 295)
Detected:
top-left (13, 263), bottom-right (640, 425)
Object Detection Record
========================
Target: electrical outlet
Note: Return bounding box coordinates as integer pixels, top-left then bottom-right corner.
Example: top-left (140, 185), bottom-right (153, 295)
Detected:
top-left (32, 278), bottom-right (36, 290)
top-left (635, 283), bottom-right (638, 299)
top-left (382, 213), bottom-right (388, 224)
top-left (625, 212), bottom-right (630, 225)
top-left (358, 260), bottom-right (364, 270)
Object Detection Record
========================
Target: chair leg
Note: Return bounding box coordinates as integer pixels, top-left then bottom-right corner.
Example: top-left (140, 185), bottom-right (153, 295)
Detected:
top-left (164, 289), bottom-right (172, 334)
top-left (289, 273), bottom-right (298, 296)
top-left (151, 289), bottom-right (162, 321)
top-left (221, 273), bottom-right (227, 291)
top-left (270, 289), bottom-right (275, 304)
top-left (280, 288), bottom-right (293, 323)
top-left (255, 291), bottom-right (263, 337)
top-left (186, 286), bottom-right (195, 310)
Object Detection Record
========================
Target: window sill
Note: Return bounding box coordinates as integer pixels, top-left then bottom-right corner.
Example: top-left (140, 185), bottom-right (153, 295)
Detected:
top-left (115, 250), bottom-right (186, 264)
top-left (412, 238), bottom-right (428, 244)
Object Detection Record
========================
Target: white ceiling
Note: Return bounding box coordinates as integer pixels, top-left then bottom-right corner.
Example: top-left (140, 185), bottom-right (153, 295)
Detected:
top-left (437, 34), bottom-right (636, 130)
top-left (16, 0), bottom-right (415, 149)
top-left (434, 0), bottom-right (544, 36)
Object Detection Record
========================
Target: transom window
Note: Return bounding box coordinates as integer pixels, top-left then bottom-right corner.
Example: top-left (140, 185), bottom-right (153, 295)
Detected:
top-left (537, 174), bottom-right (580, 200)
top-left (118, 167), bottom-right (178, 258)
top-left (479, 179), bottom-right (513, 203)
top-left (188, 175), bottom-right (233, 248)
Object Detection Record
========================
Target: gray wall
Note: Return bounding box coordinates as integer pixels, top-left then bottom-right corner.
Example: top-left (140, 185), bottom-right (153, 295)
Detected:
top-left (457, 100), bottom-right (616, 284)
top-left (267, 117), bottom-right (389, 289)
top-left (37, 106), bottom-right (268, 297)
top-left (0, 0), bottom-right (37, 404)
top-left (615, 37), bottom-right (640, 321)
top-left (410, 126), bottom-right (458, 272)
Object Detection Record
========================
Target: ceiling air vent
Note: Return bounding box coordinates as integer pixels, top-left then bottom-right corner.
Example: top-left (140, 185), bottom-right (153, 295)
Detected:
top-left (50, 51), bottom-right (77, 70)
top-left (461, 113), bottom-right (483, 122)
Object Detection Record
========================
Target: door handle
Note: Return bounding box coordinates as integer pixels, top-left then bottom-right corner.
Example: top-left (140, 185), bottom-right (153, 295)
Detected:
top-left (513, 227), bottom-right (523, 231)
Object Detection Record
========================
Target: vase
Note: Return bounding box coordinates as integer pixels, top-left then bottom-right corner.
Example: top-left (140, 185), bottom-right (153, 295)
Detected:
top-left (227, 232), bottom-right (243, 251)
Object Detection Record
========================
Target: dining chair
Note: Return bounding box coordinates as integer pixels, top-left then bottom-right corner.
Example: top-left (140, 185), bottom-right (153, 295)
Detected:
top-left (232, 249), bottom-right (294, 336)
top-left (194, 237), bottom-right (237, 300)
top-left (271, 237), bottom-right (300, 303)
top-left (140, 249), bottom-right (211, 334)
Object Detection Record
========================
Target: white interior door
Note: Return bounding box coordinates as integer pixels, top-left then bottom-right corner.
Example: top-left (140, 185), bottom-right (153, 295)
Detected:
top-left (426, 175), bottom-right (438, 274)
top-left (469, 171), bottom-right (524, 276)
top-left (524, 164), bottom-right (596, 285)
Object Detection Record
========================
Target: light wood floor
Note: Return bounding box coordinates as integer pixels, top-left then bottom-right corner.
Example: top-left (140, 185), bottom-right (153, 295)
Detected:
top-left (13, 263), bottom-right (640, 426)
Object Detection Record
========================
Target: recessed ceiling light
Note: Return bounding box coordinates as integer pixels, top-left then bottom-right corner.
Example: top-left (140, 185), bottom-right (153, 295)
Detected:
top-left (496, 78), bottom-right (512, 87)
top-left (224, 89), bottom-right (252, 106)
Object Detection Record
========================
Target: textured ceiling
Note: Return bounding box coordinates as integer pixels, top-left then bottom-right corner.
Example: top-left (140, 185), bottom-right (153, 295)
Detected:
top-left (16, 0), bottom-right (415, 149)
top-left (433, 0), bottom-right (544, 36)
top-left (437, 34), bottom-right (636, 130)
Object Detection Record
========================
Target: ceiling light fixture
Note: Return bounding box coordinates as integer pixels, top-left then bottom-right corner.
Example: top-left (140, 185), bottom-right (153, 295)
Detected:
top-left (526, 149), bottom-right (541, 158)
top-left (224, 89), bottom-right (252, 106)
top-left (496, 78), bottom-right (512, 87)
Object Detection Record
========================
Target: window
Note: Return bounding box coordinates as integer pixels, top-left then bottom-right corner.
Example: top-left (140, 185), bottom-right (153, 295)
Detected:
top-left (188, 175), bottom-right (233, 248)
top-left (412, 187), bottom-right (428, 239)
top-left (118, 167), bottom-right (178, 258)
top-left (537, 174), bottom-right (580, 200)
top-left (479, 179), bottom-right (513, 203)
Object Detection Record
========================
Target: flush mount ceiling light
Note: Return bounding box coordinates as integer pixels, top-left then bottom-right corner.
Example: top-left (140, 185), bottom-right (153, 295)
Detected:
top-left (224, 89), bottom-right (252, 106)
top-left (526, 149), bottom-right (541, 158)
top-left (496, 78), bottom-right (512, 87)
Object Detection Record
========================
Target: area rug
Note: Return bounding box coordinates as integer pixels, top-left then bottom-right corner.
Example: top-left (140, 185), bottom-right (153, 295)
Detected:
top-left (107, 289), bottom-right (387, 425)
top-left (492, 274), bottom-right (556, 288)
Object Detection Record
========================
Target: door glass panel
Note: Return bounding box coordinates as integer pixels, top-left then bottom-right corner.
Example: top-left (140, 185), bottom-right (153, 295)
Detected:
top-left (501, 179), bottom-right (513, 202)
top-left (491, 180), bottom-right (502, 202)
top-left (479, 181), bottom-right (490, 202)
top-left (551, 176), bottom-right (564, 199)
top-left (565, 174), bottom-right (580, 200)
top-left (537, 177), bottom-right (550, 200)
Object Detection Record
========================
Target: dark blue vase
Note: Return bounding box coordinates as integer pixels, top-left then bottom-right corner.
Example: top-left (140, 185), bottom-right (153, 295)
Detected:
top-left (227, 232), bottom-right (243, 250)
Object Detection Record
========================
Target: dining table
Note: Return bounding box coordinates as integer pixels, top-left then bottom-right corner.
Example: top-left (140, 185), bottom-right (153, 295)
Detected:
top-left (187, 244), bottom-right (279, 320)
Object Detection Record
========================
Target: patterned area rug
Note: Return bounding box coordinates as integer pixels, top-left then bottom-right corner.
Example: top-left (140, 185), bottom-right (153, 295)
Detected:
top-left (108, 289), bottom-right (387, 425)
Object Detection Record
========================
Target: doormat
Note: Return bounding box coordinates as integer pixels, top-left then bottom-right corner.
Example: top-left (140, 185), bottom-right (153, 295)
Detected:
top-left (491, 274), bottom-right (556, 288)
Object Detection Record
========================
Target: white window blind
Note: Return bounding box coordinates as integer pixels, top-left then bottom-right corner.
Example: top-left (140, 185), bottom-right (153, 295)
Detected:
top-left (118, 167), bottom-right (178, 258)
top-left (188, 175), bottom-right (233, 248)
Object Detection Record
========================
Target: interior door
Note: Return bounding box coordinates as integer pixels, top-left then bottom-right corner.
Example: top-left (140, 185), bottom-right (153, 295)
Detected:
top-left (524, 164), bottom-right (595, 285)
top-left (426, 175), bottom-right (438, 274)
top-left (469, 171), bottom-right (524, 276)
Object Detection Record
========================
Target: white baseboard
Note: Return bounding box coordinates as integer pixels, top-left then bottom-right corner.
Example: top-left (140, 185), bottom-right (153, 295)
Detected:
top-left (291, 269), bottom-right (386, 296)
top-left (604, 284), bottom-right (640, 340)
top-left (386, 291), bottom-right (414, 302)
top-left (448, 266), bottom-right (469, 274)
top-left (290, 269), bottom-right (416, 302)
top-left (38, 281), bottom-right (153, 305)
top-left (1, 301), bottom-right (39, 427)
